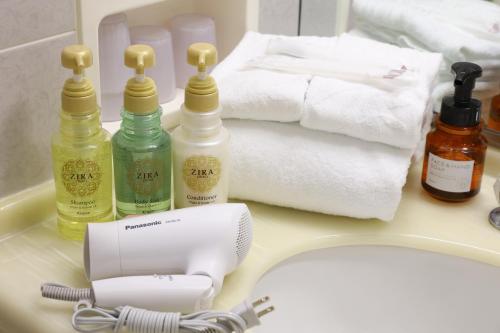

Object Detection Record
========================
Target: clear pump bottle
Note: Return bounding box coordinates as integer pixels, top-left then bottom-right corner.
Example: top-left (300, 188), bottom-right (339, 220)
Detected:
top-left (172, 43), bottom-right (229, 208)
top-left (52, 45), bottom-right (113, 239)
top-left (112, 45), bottom-right (172, 218)
top-left (421, 62), bottom-right (487, 202)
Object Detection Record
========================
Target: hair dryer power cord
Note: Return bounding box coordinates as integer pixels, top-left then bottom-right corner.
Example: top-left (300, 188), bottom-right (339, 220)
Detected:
top-left (41, 283), bottom-right (273, 333)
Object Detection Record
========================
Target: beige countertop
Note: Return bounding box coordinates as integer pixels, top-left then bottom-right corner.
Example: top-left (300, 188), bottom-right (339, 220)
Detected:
top-left (0, 147), bottom-right (499, 333)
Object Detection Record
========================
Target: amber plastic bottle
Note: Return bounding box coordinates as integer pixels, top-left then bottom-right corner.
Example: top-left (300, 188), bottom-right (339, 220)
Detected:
top-left (421, 62), bottom-right (487, 202)
top-left (488, 94), bottom-right (500, 131)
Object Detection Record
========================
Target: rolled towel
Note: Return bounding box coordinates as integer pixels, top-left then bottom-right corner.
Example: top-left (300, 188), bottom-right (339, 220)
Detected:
top-left (301, 76), bottom-right (429, 149)
top-left (217, 69), bottom-right (310, 122)
top-left (226, 119), bottom-right (413, 221)
top-left (212, 32), bottom-right (310, 122)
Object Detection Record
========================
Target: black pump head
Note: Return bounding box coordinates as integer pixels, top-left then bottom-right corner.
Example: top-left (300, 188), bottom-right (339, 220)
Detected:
top-left (452, 62), bottom-right (482, 103)
top-left (440, 62), bottom-right (483, 128)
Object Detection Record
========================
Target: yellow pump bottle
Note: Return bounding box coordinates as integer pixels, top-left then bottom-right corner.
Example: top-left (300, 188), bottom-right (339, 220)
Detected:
top-left (51, 45), bottom-right (113, 240)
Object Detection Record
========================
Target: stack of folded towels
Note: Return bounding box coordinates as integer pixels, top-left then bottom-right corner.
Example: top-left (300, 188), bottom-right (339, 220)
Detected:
top-left (352, 0), bottom-right (500, 111)
top-left (212, 31), bottom-right (442, 221)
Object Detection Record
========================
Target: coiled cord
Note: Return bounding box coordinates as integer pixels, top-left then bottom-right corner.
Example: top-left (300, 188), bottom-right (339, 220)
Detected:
top-left (41, 283), bottom-right (93, 302)
top-left (72, 305), bottom-right (247, 333)
top-left (41, 282), bottom-right (273, 333)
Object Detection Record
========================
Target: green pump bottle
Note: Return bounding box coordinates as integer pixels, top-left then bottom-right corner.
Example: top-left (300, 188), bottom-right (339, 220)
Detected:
top-left (112, 45), bottom-right (172, 219)
top-left (51, 45), bottom-right (113, 240)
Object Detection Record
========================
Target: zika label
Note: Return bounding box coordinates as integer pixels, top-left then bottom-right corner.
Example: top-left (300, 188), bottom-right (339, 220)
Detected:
top-left (62, 159), bottom-right (101, 197)
top-left (127, 158), bottom-right (165, 195)
top-left (182, 156), bottom-right (221, 193)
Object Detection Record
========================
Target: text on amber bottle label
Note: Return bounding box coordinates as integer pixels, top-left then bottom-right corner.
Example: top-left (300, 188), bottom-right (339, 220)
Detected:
top-left (426, 153), bottom-right (474, 193)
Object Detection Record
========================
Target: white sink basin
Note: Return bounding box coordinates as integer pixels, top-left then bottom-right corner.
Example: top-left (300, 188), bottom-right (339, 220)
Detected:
top-left (251, 246), bottom-right (500, 333)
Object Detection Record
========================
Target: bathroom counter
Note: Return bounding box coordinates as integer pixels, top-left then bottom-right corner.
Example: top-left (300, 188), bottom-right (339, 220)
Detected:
top-left (0, 147), bottom-right (499, 332)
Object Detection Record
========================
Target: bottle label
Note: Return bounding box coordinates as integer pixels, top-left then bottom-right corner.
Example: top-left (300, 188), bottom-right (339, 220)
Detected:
top-left (120, 158), bottom-right (169, 215)
top-left (426, 153), bottom-right (474, 193)
top-left (62, 159), bottom-right (101, 197)
top-left (127, 158), bottom-right (165, 196)
top-left (182, 156), bottom-right (221, 193)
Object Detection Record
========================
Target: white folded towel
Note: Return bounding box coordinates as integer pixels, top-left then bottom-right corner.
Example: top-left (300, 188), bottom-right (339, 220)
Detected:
top-left (212, 32), bottom-right (310, 122)
top-left (246, 54), bottom-right (419, 92)
top-left (226, 119), bottom-right (413, 221)
top-left (214, 31), bottom-right (442, 149)
top-left (248, 35), bottom-right (442, 149)
top-left (302, 77), bottom-right (427, 149)
top-left (260, 34), bottom-right (439, 92)
top-left (217, 70), bottom-right (310, 122)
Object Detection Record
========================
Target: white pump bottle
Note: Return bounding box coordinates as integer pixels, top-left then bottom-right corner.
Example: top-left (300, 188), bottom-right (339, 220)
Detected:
top-left (172, 43), bottom-right (229, 208)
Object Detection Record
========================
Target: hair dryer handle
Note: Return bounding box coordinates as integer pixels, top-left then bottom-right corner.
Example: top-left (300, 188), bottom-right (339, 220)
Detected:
top-left (187, 251), bottom-right (229, 294)
top-left (91, 275), bottom-right (215, 313)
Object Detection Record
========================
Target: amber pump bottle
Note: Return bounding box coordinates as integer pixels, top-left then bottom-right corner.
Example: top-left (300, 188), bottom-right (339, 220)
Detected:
top-left (487, 94), bottom-right (500, 131)
top-left (483, 93), bottom-right (500, 147)
top-left (421, 62), bottom-right (487, 202)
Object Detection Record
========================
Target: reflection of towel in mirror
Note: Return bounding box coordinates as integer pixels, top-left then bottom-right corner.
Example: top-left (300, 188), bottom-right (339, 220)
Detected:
top-left (353, 0), bottom-right (500, 61)
top-left (352, 0), bottom-right (500, 108)
top-left (226, 119), bottom-right (414, 221)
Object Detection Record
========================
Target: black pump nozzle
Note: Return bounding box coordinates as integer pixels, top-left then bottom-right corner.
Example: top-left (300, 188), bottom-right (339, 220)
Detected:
top-left (452, 62), bottom-right (482, 103)
top-left (440, 62), bottom-right (483, 127)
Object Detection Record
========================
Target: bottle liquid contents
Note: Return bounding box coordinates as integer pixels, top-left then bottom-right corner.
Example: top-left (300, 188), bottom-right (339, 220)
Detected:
top-left (422, 62), bottom-right (487, 202)
top-left (112, 45), bottom-right (171, 219)
top-left (52, 45), bottom-right (113, 239)
top-left (487, 94), bottom-right (500, 131)
top-left (172, 43), bottom-right (229, 208)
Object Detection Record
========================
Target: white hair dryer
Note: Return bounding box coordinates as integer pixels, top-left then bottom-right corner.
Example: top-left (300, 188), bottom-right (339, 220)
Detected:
top-left (84, 203), bottom-right (252, 308)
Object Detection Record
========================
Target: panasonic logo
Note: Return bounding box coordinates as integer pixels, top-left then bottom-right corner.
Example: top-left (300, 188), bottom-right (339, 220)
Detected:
top-left (125, 220), bottom-right (162, 230)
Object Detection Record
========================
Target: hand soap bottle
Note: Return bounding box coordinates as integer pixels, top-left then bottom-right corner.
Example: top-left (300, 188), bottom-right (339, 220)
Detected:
top-left (52, 45), bottom-right (113, 239)
top-left (488, 94), bottom-right (500, 131)
top-left (421, 62), bottom-right (487, 201)
top-left (483, 93), bottom-right (500, 147)
top-left (172, 43), bottom-right (229, 208)
top-left (112, 45), bottom-right (172, 219)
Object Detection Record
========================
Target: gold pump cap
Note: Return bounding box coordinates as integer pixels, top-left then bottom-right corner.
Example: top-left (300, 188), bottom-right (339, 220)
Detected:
top-left (124, 44), bottom-right (159, 115)
top-left (61, 45), bottom-right (97, 115)
top-left (185, 43), bottom-right (219, 112)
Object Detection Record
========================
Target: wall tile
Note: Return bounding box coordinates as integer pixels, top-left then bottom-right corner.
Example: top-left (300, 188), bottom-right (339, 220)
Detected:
top-left (259, 0), bottom-right (300, 36)
top-left (300, 0), bottom-right (338, 36)
top-left (0, 32), bottom-right (77, 197)
top-left (0, 0), bottom-right (75, 50)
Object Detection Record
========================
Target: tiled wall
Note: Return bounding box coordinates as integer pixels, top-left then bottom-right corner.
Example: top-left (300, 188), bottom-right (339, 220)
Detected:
top-left (258, 0), bottom-right (348, 37)
top-left (0, 0), bottom-right (77, 198)
top-left (299, 0), bottom-right (338, 36)
top-left (259, 0), bottom-right (300, 36)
